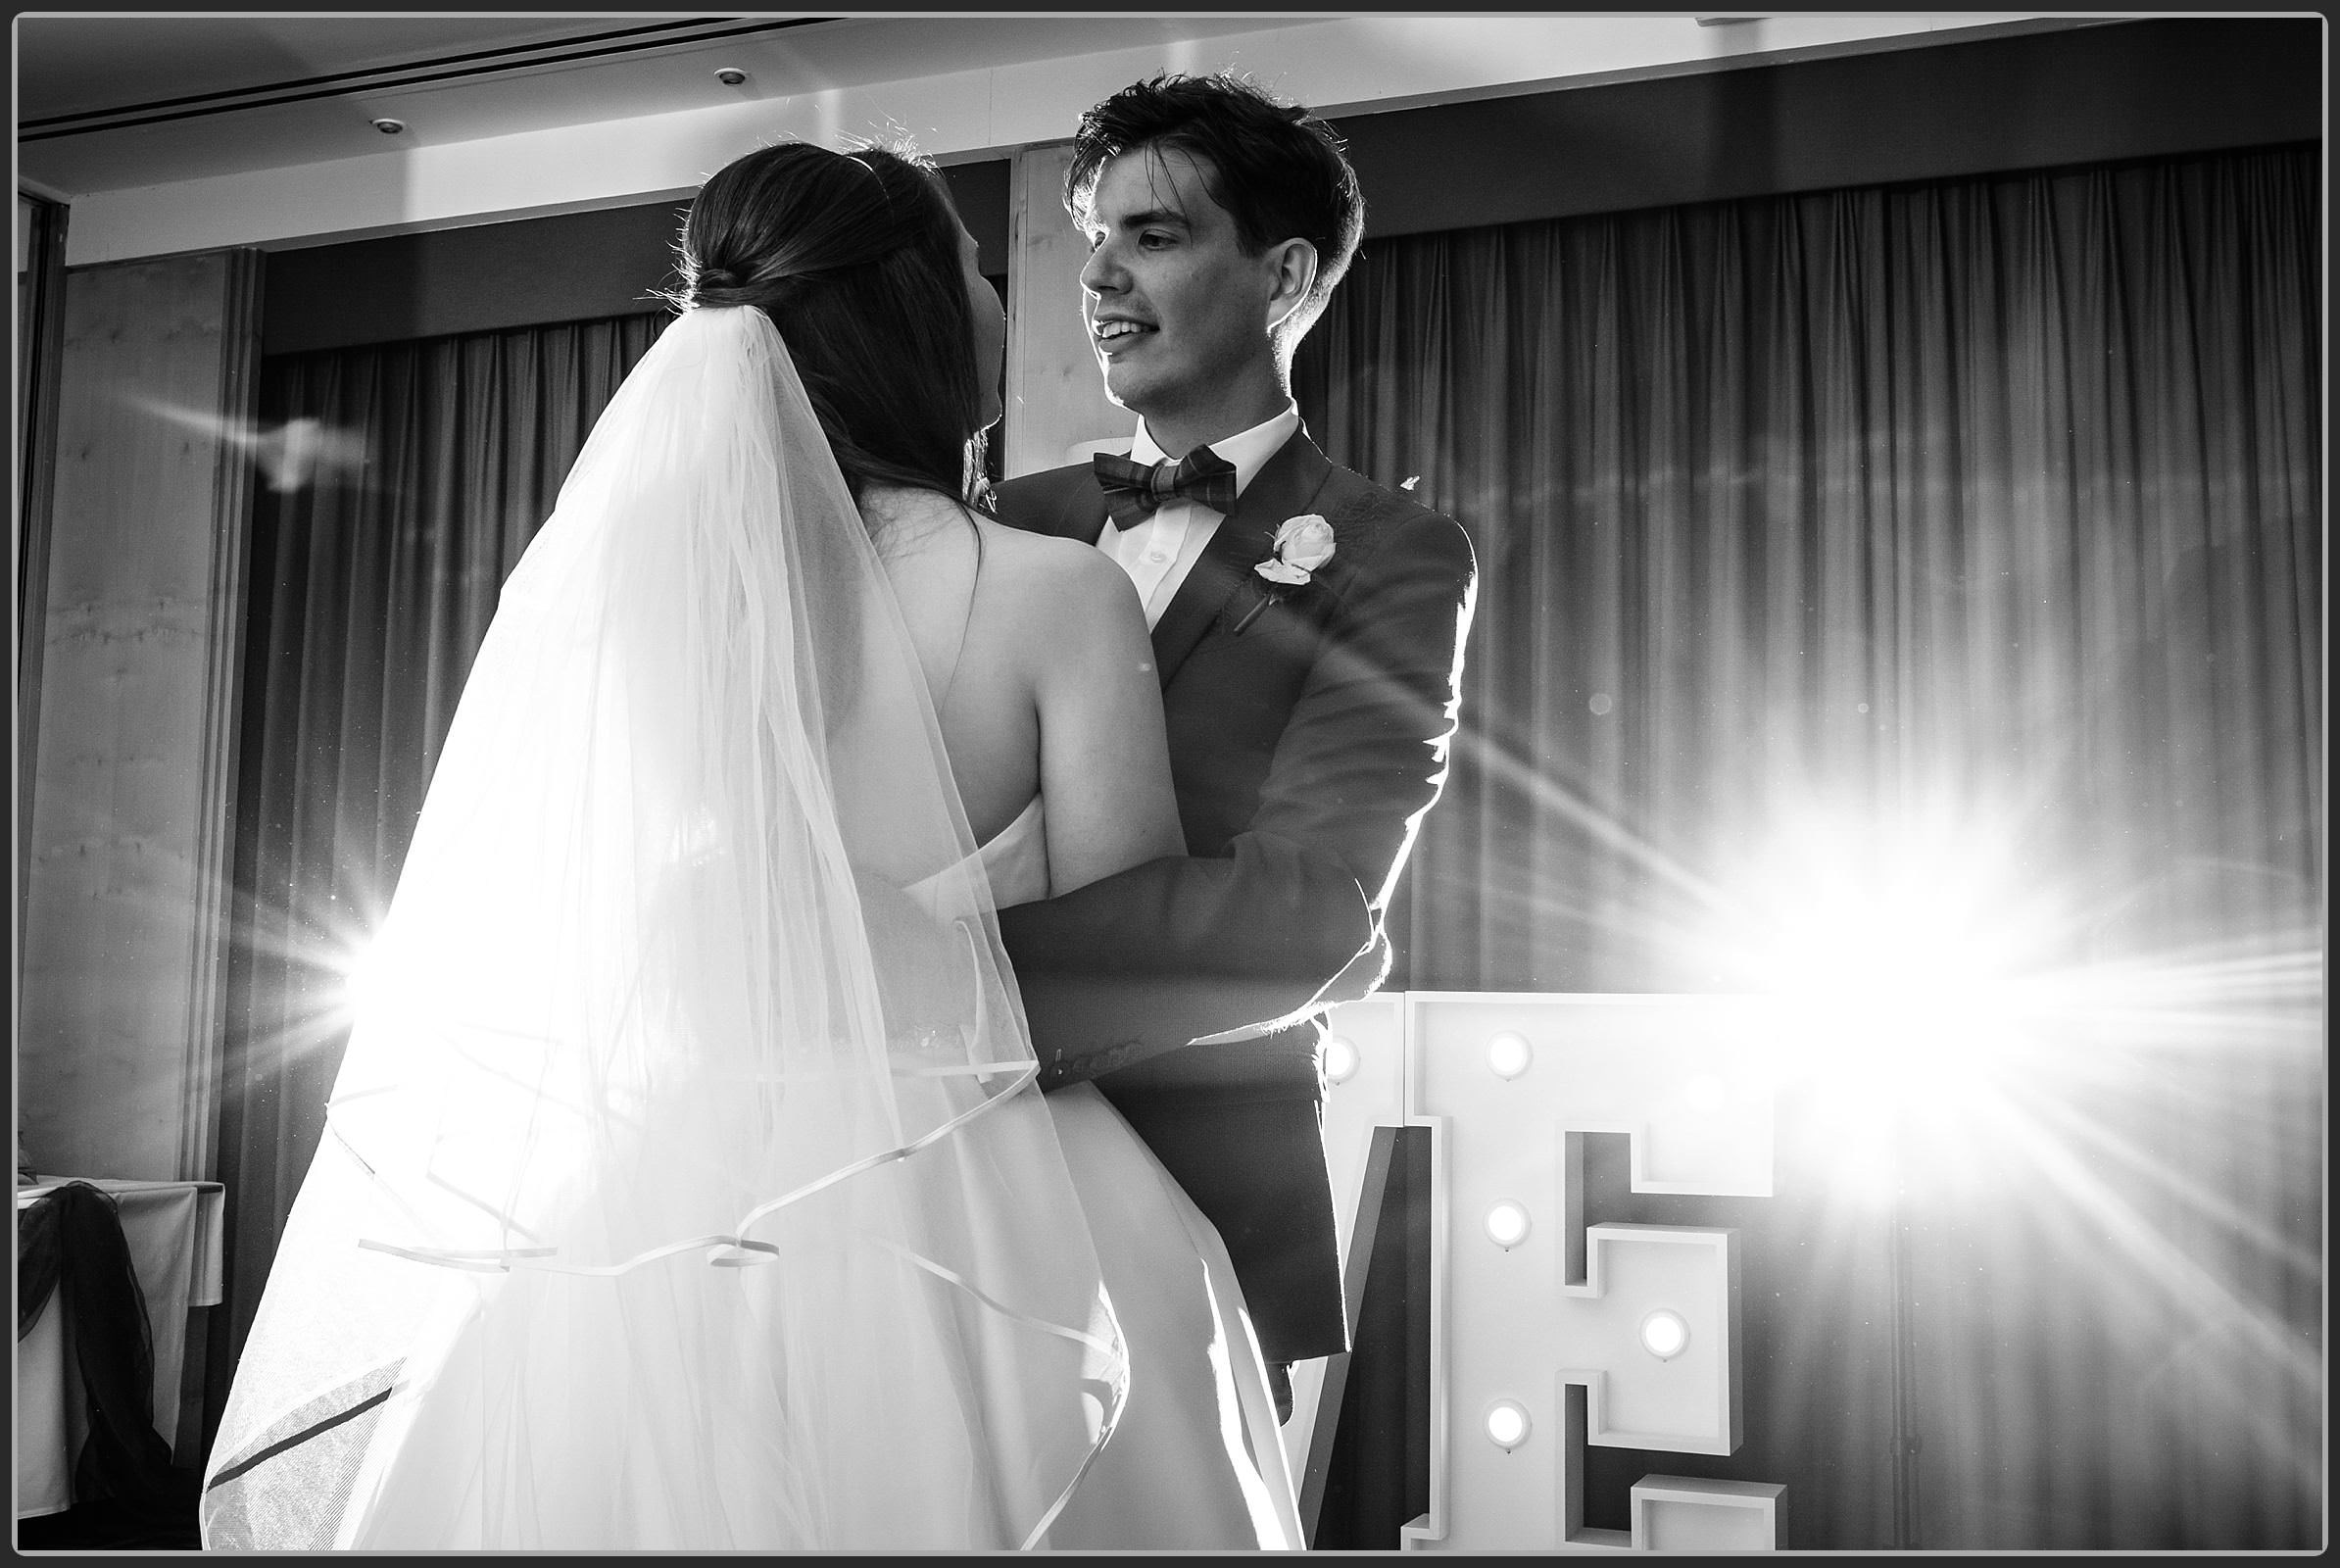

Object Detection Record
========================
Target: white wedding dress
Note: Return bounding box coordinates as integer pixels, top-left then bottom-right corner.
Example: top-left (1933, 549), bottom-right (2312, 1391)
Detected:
top-left (926, 799), bottom-right (1303, 1550)
top-left (199, 305), bottom-right (1298, 1552)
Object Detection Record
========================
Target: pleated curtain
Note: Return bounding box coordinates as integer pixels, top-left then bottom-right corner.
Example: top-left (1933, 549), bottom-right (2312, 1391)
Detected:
top-left (1293, 143), bottom-right (2319, 1547)
top-left (1300, 145), bottom-right (2319, 997)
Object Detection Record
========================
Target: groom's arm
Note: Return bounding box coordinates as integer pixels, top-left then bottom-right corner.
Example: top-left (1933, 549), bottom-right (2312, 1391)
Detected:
top-left (997, 494), bottom-right (1476, 1086)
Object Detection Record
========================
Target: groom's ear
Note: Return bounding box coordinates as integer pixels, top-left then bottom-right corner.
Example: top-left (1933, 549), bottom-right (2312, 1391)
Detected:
top-left (1263, 238), bottom-right (1320, 333)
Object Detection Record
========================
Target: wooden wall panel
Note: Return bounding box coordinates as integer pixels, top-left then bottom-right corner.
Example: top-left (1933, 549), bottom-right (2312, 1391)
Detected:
top-left (19, 248), bottom-right (260, 1183)
top-left (1003, 142), bottom-right (1125, 477)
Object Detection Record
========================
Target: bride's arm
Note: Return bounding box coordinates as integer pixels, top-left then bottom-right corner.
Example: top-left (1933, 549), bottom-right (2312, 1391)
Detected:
top-left (1028, 550), bottom-right (1185, 895)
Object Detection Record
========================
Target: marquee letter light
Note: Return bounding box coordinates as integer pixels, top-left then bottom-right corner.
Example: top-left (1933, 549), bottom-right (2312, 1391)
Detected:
top-left (1307, 992), bottom-right (1790, 1552)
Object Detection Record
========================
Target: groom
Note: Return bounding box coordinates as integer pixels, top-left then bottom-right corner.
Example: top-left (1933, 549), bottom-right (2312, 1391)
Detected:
top-left (993, 74), bottom-right (1476, 1409)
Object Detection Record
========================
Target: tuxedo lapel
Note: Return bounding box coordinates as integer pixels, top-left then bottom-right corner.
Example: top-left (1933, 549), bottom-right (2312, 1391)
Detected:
top-left (1044, 471), bottom-right (1113, 544)
top-left (1148, 431), bottom-right (1334, 686)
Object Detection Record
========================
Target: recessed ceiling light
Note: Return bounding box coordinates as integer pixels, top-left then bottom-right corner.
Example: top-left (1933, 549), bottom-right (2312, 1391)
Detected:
top-left (371, 118), bottom-right (406, 135)
top-left (714, 67), bottom-right (748, 86)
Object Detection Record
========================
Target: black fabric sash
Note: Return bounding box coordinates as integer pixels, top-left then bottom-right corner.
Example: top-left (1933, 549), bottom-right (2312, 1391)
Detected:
top-left (18, 1182), bottom-right (198, 1517)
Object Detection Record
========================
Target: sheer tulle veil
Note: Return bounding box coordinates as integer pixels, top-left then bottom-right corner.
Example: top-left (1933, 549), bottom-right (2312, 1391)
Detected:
top-left (199, 305), bottom-right (1128, 1549)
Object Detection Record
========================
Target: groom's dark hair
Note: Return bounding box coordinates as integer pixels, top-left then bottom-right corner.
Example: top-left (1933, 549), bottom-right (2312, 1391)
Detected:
top-left (1065, 73), bottom-right (1365, 329)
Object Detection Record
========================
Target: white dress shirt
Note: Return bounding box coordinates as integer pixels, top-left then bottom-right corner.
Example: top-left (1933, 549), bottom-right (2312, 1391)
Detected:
top-left (1097, 403), bottom-right (1301, 628)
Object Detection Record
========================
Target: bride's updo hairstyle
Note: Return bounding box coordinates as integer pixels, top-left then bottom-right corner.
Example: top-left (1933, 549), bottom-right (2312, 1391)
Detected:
top-left (679, 139), bottom-right (990, 506)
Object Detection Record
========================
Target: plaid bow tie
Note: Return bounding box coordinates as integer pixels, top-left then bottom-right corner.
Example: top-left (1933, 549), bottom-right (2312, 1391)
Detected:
top-left (1092, 447), bottom-right (1240, 530)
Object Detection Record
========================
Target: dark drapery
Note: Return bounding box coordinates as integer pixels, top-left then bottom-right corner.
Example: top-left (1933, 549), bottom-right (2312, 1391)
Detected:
top-left (1300, 144), bottom-right (2320, 996)
top-left (1295, 144), bottom-right (2319, 1548)
top-left (208, 312), bottom-right (667, 1438)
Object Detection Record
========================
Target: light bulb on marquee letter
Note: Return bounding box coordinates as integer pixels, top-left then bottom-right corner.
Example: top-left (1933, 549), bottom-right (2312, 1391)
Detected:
top-left (1484, 1200), bottom-right (1532, 1250)
top-left (1322, 1034), bottom-right (1360, 1085)
top-left (1484, 1398), bottom-right (1531, 1450)
top-left (1640, 1307), bottom-right (1690, 1361)
top-left (1487, 1030), bottom-right (1532, 1079)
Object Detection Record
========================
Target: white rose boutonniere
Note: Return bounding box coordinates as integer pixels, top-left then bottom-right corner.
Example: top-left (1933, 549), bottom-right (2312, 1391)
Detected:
top-left (1236, 514), bottom-right (1337, 634)
top-left (1256, 514), bottom-right (1337, 586)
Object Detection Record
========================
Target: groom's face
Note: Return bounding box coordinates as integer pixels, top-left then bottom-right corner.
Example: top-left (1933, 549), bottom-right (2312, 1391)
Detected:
top-left (1078, 145), bottom-right (1285, 441)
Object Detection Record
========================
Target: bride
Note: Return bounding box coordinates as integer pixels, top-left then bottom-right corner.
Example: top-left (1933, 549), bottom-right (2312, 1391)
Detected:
top-left (198, 140), bottom-right (1300, 1551)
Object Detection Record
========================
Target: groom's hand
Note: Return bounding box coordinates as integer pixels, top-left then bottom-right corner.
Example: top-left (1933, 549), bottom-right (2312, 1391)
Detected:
top-left (1000, 828), bottom-right (1376, 1088)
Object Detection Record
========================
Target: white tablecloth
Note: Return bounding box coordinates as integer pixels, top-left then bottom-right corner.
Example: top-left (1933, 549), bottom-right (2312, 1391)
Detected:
top-left (15, 1176), bottom-right (225, 1519)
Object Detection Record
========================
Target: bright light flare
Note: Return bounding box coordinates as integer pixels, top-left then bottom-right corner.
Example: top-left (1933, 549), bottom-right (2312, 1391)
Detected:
top-left (1677, 800), bottom-right (2320, 1480)
top-left (133, 395), bottom-right (369, 493)
top-left (337, 931), bottom-right (414, 1030)
top-left (1745, 808), bottom-right (2050, 1008)
top-left (1703, 806), bottom-right (2067, 1147)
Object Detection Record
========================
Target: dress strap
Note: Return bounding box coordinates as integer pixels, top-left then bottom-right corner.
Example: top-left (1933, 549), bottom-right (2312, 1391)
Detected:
top-left (930, 514), bottom-right (984, 714)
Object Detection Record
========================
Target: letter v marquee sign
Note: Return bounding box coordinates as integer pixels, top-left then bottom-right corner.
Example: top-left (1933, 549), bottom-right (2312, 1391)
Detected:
top-left (1297, 992), bottom-right (1788, 1552)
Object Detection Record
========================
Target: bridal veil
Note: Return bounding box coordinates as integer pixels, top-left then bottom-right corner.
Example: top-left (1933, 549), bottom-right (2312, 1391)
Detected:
top-left (199, 306), bottom-right (1127, 1549)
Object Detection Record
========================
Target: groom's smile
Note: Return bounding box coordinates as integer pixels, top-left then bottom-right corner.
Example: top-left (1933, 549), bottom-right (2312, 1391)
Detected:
top-left (1093, 317), bottom-right (1154, 348)
top-left (1078, 144), bottom-right (1292, 457)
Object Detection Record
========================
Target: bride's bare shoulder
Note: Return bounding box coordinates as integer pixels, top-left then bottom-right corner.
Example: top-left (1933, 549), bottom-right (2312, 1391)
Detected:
top-left (868, 491), bottom-right (1109, 580)
top-left (862, 489), bottom-right (1137, 643)
top-left (971, 515), bottom-right (1139, 616)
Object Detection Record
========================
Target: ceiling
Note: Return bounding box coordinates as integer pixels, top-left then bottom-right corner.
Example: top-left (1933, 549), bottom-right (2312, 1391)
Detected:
top-left (14, 14), bottom-right (1327, 197)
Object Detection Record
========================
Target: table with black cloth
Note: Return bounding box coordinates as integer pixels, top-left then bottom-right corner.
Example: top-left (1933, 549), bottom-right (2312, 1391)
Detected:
top-left (16, 1176), bottom-right (224, 1520)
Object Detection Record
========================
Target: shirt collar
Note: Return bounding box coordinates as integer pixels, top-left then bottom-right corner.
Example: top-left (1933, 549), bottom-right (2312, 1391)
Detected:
top-left (1129, 401), bottom-right (1300, 501)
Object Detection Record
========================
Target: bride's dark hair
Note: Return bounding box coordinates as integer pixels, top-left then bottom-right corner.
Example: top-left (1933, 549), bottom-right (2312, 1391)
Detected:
top-left (677, 139), bottom-right (992, 508)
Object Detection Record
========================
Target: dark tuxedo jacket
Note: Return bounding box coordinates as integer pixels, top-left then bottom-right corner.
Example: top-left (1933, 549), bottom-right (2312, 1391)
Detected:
top-left (992, 428), bottom-right (1475, 1364)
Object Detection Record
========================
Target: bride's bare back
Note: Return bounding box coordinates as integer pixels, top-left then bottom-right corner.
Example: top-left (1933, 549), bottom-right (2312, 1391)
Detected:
top-left (863, 485), bottom-right (1184, 895)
